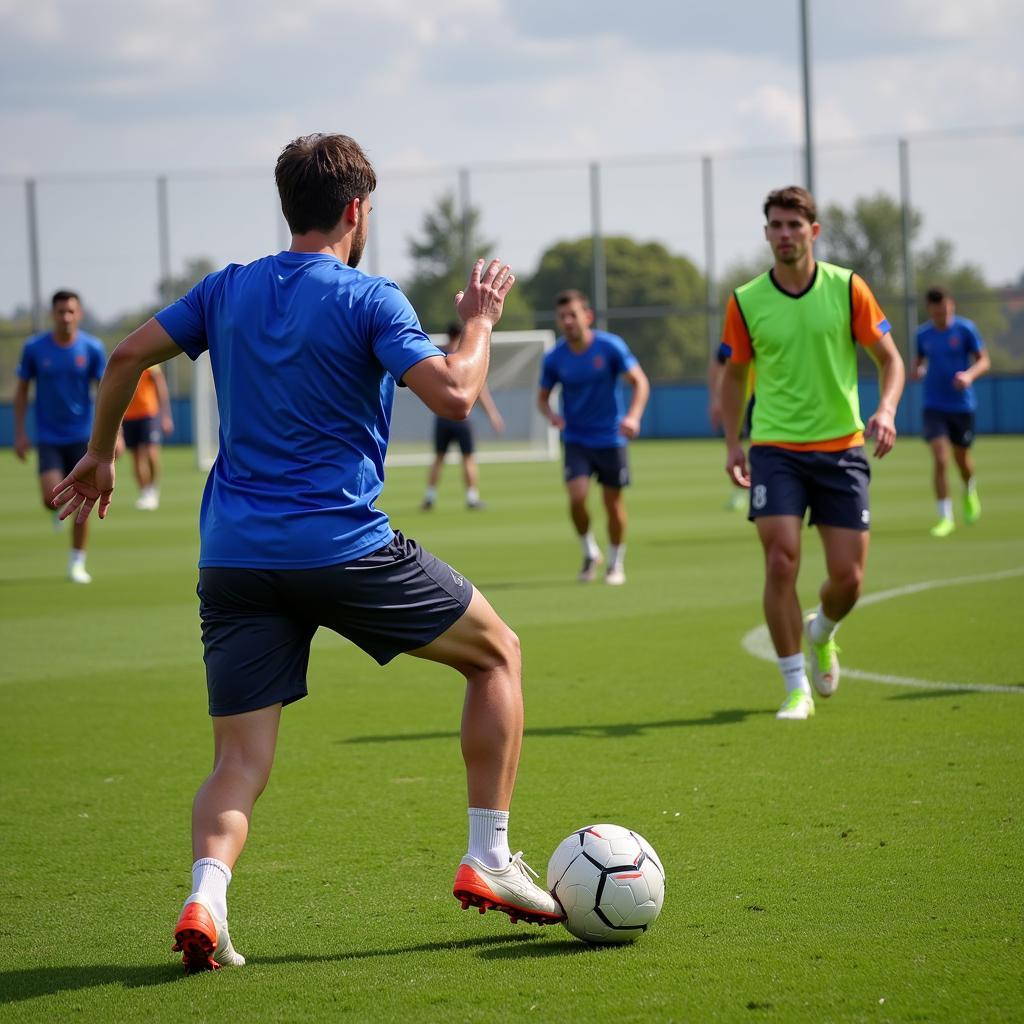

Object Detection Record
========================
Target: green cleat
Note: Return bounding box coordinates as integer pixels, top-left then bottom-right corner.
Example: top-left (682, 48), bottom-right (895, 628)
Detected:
top-left (964, 490), bottom-right (981, 525)
top-left (804, 613), bottom-right (840, 697)
top-left (930, 517), bottom-right (955, 538)
top-left (776, 690), bottom-right (815, 720)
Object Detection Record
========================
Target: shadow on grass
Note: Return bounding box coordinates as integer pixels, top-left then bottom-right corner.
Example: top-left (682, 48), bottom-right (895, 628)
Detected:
top-left (883, 686), bottom-right (1021, 701)
top-left (343, 707), bottom-right (771, 744)
top-left (0, 932), bottom-right (552, 1002)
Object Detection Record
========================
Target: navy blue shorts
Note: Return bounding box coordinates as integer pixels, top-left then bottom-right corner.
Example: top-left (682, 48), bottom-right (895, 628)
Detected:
top-left (434, 417), bottom-right (474, 456)
top-left (748, 445), bottom-right (871, 531)
top-left (923, 409), bottom-right (975, 448)
top-left (563, 443), bottom-right (630, 489)
top-left (38, 441), bottom-right (87, 476)
top-left (123, 416), bottom-right (162, 449)
top-left (197, 531), bottom-right (474, 716)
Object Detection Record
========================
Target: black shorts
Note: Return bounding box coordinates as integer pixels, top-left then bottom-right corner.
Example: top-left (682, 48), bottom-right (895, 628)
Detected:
top-left (563, 443), bottom-right (630, 489)
top-left (748, 445), bottom-right (871, 531)
top-left (123, 416), bottom-right (162, 449)
top-left (197, 531), bottom-right (474, 716)
top-left (923, 409), bottom-right (975, 448)
top-left (434, 417), bottom-right (474, 456)
top-left (38, 440), bottom-right (87, 476)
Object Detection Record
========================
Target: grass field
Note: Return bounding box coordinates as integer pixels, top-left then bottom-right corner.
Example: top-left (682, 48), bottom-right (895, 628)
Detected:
top-left (2, 438), bottom-right (1022, 1023)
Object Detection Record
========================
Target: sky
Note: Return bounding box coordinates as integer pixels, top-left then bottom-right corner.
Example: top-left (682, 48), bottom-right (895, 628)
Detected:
top-left (1, 0), bottom-right (1022, 320)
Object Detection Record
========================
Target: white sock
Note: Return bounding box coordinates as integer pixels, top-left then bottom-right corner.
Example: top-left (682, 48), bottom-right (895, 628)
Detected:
top-left (466, 487), bottom-right (480, 504)
top-left (608, 543), bottom-right (625, 570)
top-left (580, 531), bottom-right (600, 559)
top-left (467, 807), bottom-right (511, 869)
top-left (809, 606), bottom-right (838, 645)
top-left (188, 857), bottom-right (231, 922)
top-left (778, 653), bottom-right (810, 695)
top-left (938, 498), bottom-right (953, 520)
top-left (69, 549), bottom-right (86, 568)
top-left (424, 486), bottom-right (437, 502)
top-left (965, 477), bottom-right (976, 494)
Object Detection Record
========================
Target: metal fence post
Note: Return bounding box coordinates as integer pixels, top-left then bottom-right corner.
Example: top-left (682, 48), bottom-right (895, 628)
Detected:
top-left (589, 161), bottom-right (608, 330)
top-left (458, 167), bottom-right (472, 272)
top-left (898, 138), bottom-right (915, 361)
top-left (702, 155), bottom-right (718, 359)
top-left (25, 179), bottom-right (43, 332)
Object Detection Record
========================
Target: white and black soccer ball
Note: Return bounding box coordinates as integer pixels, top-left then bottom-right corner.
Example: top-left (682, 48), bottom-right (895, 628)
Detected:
top-left (547, 823), bottom-right (665, 944)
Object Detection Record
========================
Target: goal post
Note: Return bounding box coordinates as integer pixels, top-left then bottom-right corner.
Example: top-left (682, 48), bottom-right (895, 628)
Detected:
top-left (192, 329), bottom-right (558, 471)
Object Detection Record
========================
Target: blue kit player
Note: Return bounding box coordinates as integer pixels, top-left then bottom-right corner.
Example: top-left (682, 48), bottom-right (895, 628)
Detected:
top-left (14, 290), bottom-right (106, 583)
top-left (50, 133), bottom-right (563, 973)
top-left (537, 290), bottom-right (649, 585)
top-left (914, 287), bottom-right (990, 537)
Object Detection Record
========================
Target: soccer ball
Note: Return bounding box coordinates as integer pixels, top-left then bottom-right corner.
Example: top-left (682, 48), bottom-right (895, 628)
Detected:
top-left (547, 824), bottom-right (665, 944)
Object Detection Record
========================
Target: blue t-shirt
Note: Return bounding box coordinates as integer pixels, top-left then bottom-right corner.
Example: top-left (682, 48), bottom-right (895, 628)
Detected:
top-left (539, 331), bottom-right (638, 448)
top-left (16, 331), bottom-right (106, 445)
top-left (155, 251), bottom-right (444, 569)
top-left (916, 316), bottom-right (984, 413)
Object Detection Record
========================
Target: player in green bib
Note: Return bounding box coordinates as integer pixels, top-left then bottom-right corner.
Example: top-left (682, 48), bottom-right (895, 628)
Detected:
top-left (719, 186), bottom-right (905, 721)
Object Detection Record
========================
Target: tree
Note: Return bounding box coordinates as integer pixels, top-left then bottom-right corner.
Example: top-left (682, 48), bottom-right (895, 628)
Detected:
top-left (523, 237), bottom-right (708, 379)
top-left (404, 193), bottom-right (533, 333)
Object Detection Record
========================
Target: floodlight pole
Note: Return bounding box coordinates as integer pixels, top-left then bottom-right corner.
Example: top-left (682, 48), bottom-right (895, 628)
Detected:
top-left (799, 0), bottom-right (815, 196)
top-left (702, 155), bottom-right (718, 359)
top-left (25, 178), bottom-right (43, 332)
top-left (589, 161), bottom-right (608, 330)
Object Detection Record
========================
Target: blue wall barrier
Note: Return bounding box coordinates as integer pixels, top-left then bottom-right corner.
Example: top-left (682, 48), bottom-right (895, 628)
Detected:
top-left (3, 379), bottom-right (1022, 447)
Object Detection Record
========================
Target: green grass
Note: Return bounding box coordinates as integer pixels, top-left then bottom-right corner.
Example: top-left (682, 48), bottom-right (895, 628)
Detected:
top-left (2, 438), bottom-right (1023, 1023)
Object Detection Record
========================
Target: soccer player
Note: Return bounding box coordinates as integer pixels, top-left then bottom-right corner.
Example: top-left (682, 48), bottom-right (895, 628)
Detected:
top-left (122, 364), bottom-right (175, 510)
top-left (13, 290), bottom-right (106, 584)
top-left (719, 186), bottom-right (905, 721)
top-left (913, 287), bottom-right (990, 537)
top-left (537, 290), bottom-right (650, 585)
top-left (50, 133), bottom-right (562, 973)
top-left (421, 321), bottom-right (505, 511)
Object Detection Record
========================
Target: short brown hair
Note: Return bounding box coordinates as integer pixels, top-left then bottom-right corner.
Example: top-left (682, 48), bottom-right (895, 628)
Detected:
top-left (275, 134), bottom-right (377, 235)
top-left (52, 289), bottom-right (80, 307)
top-left (925, 286), bottom-right (952, 305)
top-left (763, 186), bottom-right (817, 224)
top-left (555, 289), bottom-right (590, 309)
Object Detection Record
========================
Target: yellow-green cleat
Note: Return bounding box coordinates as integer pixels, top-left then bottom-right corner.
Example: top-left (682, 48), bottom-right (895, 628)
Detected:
top-left (776, 690), bottom-right (815, 720)
top-left (964, 490), bottom-right (981, 525)
top-left (804, 613), bottom-right (840, 697)
top-left (930, 517), bottom-right (955, 538)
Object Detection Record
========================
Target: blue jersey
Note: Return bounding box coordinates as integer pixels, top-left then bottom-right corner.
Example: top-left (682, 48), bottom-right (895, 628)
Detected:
top-left (916, 316), bottom-right (984, 413)
top-left (16, 331), bottom-right (106, 445)
top-left (155, 251), bottom-right (443, 569)
top-left (539, 331), bottom-right (638, 448)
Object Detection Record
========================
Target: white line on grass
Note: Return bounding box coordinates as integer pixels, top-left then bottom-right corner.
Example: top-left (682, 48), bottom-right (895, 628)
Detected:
top-left (741, 567), bottom-right (1024, 695)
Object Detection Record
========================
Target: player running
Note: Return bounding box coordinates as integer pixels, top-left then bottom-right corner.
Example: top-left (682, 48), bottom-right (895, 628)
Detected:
top-left (719, 186), bottom-right (905, 721)
top-left (913, 287), bottom-right (990, 537)
top-left (50, 133), bottom-right (563, 973)
top-left (14, 290), bottom-right (106, 583)
top-left (121, 365), bottom-right (175, 510)
top-left (537, 290), bottom-right (649, 585)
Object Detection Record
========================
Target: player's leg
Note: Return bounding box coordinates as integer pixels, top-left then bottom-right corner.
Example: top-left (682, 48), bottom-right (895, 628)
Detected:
top-left (459, 425), bottom-right (485, 509)
top-left (49, 445), bottom-right (93, 582)
top-left (422, 421), bottom-right (449, 509)
top-left (923, 410), bottom-right (955, 536)
top-left (564, 444), bottom-right (602, 580)
top-left (597, 447), bottom-right (630, 584)
top-left (950, 414), bottom-right (981, 525)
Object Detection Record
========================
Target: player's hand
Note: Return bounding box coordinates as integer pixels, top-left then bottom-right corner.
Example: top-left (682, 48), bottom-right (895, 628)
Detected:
top-left (952, 371), bottom-right (970, 391)
top-left (162, 415), bottom-right (175, 436)
top-left (865, 407), bottom-right (897, 458)
top-left (619, 415), bottom-right (641, 440)
top-left (548, 413), bottom-right (566, 430)
top-left (726, 443), bottom-right (750, 488)
top-left (454, 258), bottom-right (515, 326)
top-left (14, 434), bottom-right (31, 461)
top-left (49, 451), bottom-right (116, 524)
top-left (912, 363), bottom-right (927, 382)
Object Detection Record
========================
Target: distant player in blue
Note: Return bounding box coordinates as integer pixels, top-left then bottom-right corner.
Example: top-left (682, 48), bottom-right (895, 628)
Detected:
top-left (914, 287), bottom-right (990, 537)
top-left (50, 133), bottom-right (563, 973)
top-left (537, 290), bottom-right (649, 585)
top-left (14, 290), bottom-right (106, 583)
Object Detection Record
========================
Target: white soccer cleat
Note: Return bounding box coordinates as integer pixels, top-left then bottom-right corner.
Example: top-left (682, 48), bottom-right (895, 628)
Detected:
top-left (172, 895), bottom-right (246, 973)
top-left (776, 690), bottom-right (815, 720)
top-left (578, 551), bottom-right (604, 583)
top-left (604, 566), bottom-right (626, 586)
top-left (804, 613), bottom-right (840, 697)
top-left (135, 490), bottom-right (159, 511)
top-left (68, 563), bottom-right (92, 585)
top-left (453, 852), bottom-right (564, 925)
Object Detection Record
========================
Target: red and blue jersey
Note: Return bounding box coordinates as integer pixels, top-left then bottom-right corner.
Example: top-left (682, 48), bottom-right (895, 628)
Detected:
top-left (540, 331), bottom-right (638, 448)
top-left (16, 331), bottom-right (106, 445)
top-left (156, 251), bottom-right (444, 569)
top-left (916, 316), bottom-right (984, 413)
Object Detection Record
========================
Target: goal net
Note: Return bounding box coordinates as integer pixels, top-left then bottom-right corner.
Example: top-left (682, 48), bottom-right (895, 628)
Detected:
top-left (192, 329), bottom-right (558, 471)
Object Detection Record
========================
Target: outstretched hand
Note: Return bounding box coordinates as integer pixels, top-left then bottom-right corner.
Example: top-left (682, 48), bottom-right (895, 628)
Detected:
top-left (454, 258), bottom-right (515, 326)
top-left (49, 452), bottom-right (116, 524)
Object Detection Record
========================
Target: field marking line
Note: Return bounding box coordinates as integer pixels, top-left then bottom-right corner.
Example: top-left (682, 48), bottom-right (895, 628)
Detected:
top-left (741, 567), bottom-right (1024, 695)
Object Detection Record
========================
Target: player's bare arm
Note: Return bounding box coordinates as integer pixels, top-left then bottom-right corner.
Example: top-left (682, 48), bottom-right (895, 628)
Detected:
top-left (619, 364), bottom-right (650, 439)
top-left (864, 332), bottom-right (905, 459)
top-left (404, 258), bottom-right (514, 419)
top-left (720, 360), bottom-right (750, 487)
top-left (536, 387), bottom-right (565, 430)
top-left (49, 318), bottom-right (183, 523)
top-left (13, 378), bottom-right (31, 460)
top-left (954, 346), bottom-right (991, 390)
top-left (912, 355), bottom-right (928, 382)
top-left (478, 384), bottom-right (505, 434)
top-left (153, 364), bottom-right (175, 435)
